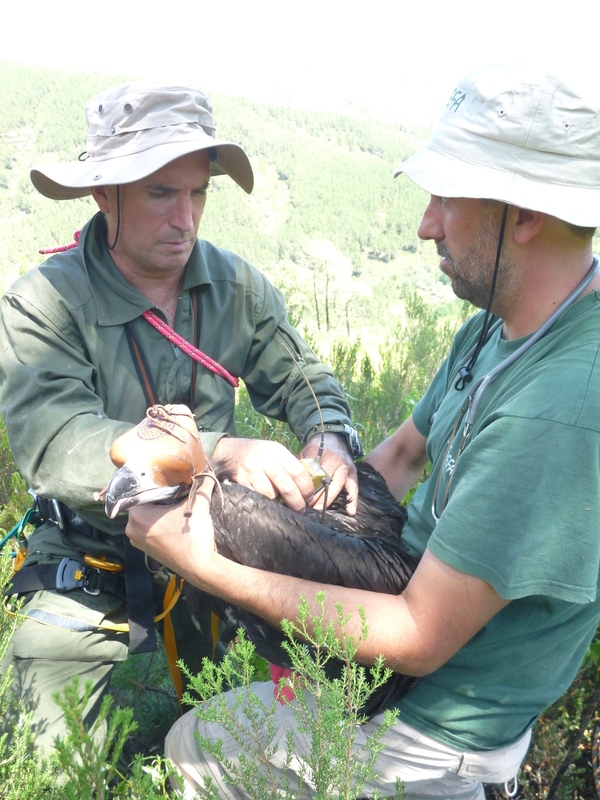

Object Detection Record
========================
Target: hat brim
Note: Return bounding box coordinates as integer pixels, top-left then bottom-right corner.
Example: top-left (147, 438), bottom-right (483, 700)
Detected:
top-left (394, 142), bottom-right (600, 228)
top-left (31, 138), bottom-right (254, 200)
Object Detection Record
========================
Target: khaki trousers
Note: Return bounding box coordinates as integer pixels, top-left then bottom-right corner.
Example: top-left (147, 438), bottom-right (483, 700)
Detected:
top-left (1, 586), bottom-right (228, 753)
top-left (165, 680), bottom-right (531, 800)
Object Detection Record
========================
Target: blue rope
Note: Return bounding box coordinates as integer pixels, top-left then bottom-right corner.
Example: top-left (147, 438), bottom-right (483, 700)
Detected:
top-left (0, 506), bottom-right (37, 551)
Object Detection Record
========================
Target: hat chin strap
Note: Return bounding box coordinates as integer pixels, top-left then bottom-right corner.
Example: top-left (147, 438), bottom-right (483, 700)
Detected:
top-left (455, 202), bottom-right (509, 391)
top-left (107, 185), bottom-right (121, 251)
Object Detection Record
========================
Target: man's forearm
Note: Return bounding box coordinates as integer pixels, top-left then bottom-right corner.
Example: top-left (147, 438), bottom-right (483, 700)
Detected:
top-left (183, 548), bottom-right (507, 679)
top-left (126, 484), bottom-right (507, 680)
top-left (175, 546), bottom-right (424, 674)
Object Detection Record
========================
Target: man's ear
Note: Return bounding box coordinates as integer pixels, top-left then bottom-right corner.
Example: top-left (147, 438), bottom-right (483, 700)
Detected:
top-left (512, 208), bottom-right (545, 245)
top-left (90, 185), bottom-right (111, 214)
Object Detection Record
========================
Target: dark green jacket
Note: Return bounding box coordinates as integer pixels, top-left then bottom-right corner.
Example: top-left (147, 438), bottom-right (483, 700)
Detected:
top-left (0, 213), bottom-right (351, 560)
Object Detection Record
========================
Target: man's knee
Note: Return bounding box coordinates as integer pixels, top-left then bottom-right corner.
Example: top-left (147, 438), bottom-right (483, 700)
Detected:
top-left (1, 590), bottom-right (129, 752)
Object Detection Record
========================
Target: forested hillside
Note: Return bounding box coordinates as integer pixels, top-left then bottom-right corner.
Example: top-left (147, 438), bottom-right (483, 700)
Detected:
top-left (0, 60), bottom-right (455, 347)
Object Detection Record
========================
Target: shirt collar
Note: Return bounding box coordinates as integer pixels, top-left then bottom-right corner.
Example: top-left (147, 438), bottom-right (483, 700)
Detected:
top-left (80, 212), bottom-right (212, 326)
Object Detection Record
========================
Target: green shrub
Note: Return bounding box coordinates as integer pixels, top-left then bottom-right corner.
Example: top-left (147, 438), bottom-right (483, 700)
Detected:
top-left (178, 594), bottom-right (405, 800)
top-left (51, 677), bottom-right (181, 799)
top-left (0, 556), bottom-right (65, 800)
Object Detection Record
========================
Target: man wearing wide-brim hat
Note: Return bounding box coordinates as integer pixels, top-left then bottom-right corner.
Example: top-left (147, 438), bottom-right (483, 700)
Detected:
top-left (0, 82), bottom-right (359, 751)
top-left (127, 65), bottom-right (600, 798)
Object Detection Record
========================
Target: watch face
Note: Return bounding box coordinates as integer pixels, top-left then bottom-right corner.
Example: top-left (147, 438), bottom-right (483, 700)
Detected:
top-left (344, 425), bottom-right (364, 458)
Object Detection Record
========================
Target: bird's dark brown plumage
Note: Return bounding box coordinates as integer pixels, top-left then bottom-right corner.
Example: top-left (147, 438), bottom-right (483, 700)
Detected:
top-left (186, 462), bottom-right (420, 717)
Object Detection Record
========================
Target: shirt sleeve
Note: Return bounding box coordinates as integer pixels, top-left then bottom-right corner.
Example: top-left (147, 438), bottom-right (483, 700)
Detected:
top-left (0, 287), bottom-right (131, 519)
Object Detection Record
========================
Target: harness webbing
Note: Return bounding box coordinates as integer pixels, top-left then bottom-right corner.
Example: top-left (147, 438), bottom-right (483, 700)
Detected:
top-left (124, 537), bottom-right (157, 654)
top-left (162, 575), bottom-right (183, 704)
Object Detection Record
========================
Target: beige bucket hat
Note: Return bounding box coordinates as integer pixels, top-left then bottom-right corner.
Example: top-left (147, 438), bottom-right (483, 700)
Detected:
top-left (31, 83), bottom-right (254, 199)
top-left (394, 64), bottom-right (600, 227)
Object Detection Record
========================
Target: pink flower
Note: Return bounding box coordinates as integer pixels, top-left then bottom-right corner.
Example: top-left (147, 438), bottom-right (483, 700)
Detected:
top-left (269, 664), bottom-right (296, 703)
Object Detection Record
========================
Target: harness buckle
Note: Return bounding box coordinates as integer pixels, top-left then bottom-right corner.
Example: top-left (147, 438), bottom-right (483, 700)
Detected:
top-left (82, 567), bottom-right (102, 596)
top-left (54, 557), bottom-right (102, 595)
top-left (55, 557), bottom-right (86, 592)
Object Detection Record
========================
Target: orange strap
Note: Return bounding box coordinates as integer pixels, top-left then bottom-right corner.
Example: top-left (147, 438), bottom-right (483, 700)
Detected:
top-left (162, 575), bottom-right (184, 704)
top-left (163, 582), bottom-right (220, 706)
top-left (211, 611), bottom-right (220, 661)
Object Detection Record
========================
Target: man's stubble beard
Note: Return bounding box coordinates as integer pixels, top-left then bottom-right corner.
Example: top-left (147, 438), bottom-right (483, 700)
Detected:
top-left (438, 207), bottom-right (518, 316)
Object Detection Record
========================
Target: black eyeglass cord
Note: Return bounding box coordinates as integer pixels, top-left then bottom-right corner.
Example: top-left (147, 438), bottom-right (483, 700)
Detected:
top-left (107, 185), bottom-right (121, 251)
top-left (455, 202), bottom-right (509, 391)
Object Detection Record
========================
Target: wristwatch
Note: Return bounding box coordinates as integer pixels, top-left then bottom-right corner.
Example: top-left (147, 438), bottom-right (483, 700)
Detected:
top-left (307, 423), bottom-right (364, 460)
top-left (337, 424), bottom-right (364, 459)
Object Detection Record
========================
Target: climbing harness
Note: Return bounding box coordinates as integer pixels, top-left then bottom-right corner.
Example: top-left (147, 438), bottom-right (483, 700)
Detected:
top-left (2, 500), bottom-right (186, 699)
top-left (160, 574), bottom-right (184, 703)
top-left (1, 485), bottom-right (188, 695)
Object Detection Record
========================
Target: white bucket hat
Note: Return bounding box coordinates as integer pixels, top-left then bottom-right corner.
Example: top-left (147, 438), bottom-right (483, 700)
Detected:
top-left (31, 83), bottom-right (254, 199)
top-left (394, 64), bottom-right (600, 227)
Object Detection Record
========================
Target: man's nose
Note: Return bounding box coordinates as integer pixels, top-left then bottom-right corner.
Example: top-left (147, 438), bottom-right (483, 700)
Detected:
top-left (170, 196), bottom-right (195, 232)
top-left (417, 196), bottom-right (444, 241)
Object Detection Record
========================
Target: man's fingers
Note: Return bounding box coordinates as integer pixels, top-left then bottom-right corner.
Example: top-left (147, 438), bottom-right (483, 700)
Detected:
top-left (269, 477), bottom-right (308, 513)
top-left (343, 470), bottom-right (359, 516)
top-left (308, 462), bottom-right (358, 515)
top-left (248, 474), bottom-right (279, 501)
top-left (214, 436), bottom-right (356, 512)
top-left (265, 456), bottom-right (314, 512)
top-left (308, 465), bottom-right (344, 511)
top-left (299, 432), bottom-right (360, 515)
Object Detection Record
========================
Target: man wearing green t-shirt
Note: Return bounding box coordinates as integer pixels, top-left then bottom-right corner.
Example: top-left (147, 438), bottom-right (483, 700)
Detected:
top-left (126, 65), bottom-right (600, 799)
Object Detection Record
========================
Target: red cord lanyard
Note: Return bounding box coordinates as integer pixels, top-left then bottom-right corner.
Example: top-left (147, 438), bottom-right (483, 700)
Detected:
top-left (38, 231), bottom-right (239, 389)
top-left (141, 310), bottom-right (239, 388)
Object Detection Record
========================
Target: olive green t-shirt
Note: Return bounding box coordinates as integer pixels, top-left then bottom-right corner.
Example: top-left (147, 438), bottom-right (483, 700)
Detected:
top-left (396, 290), bottom-right (600, 751)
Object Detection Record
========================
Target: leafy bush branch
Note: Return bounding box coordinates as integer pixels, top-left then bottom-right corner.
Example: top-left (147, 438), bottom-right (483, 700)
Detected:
top-left (180, 593), bottom-right (405, 800)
